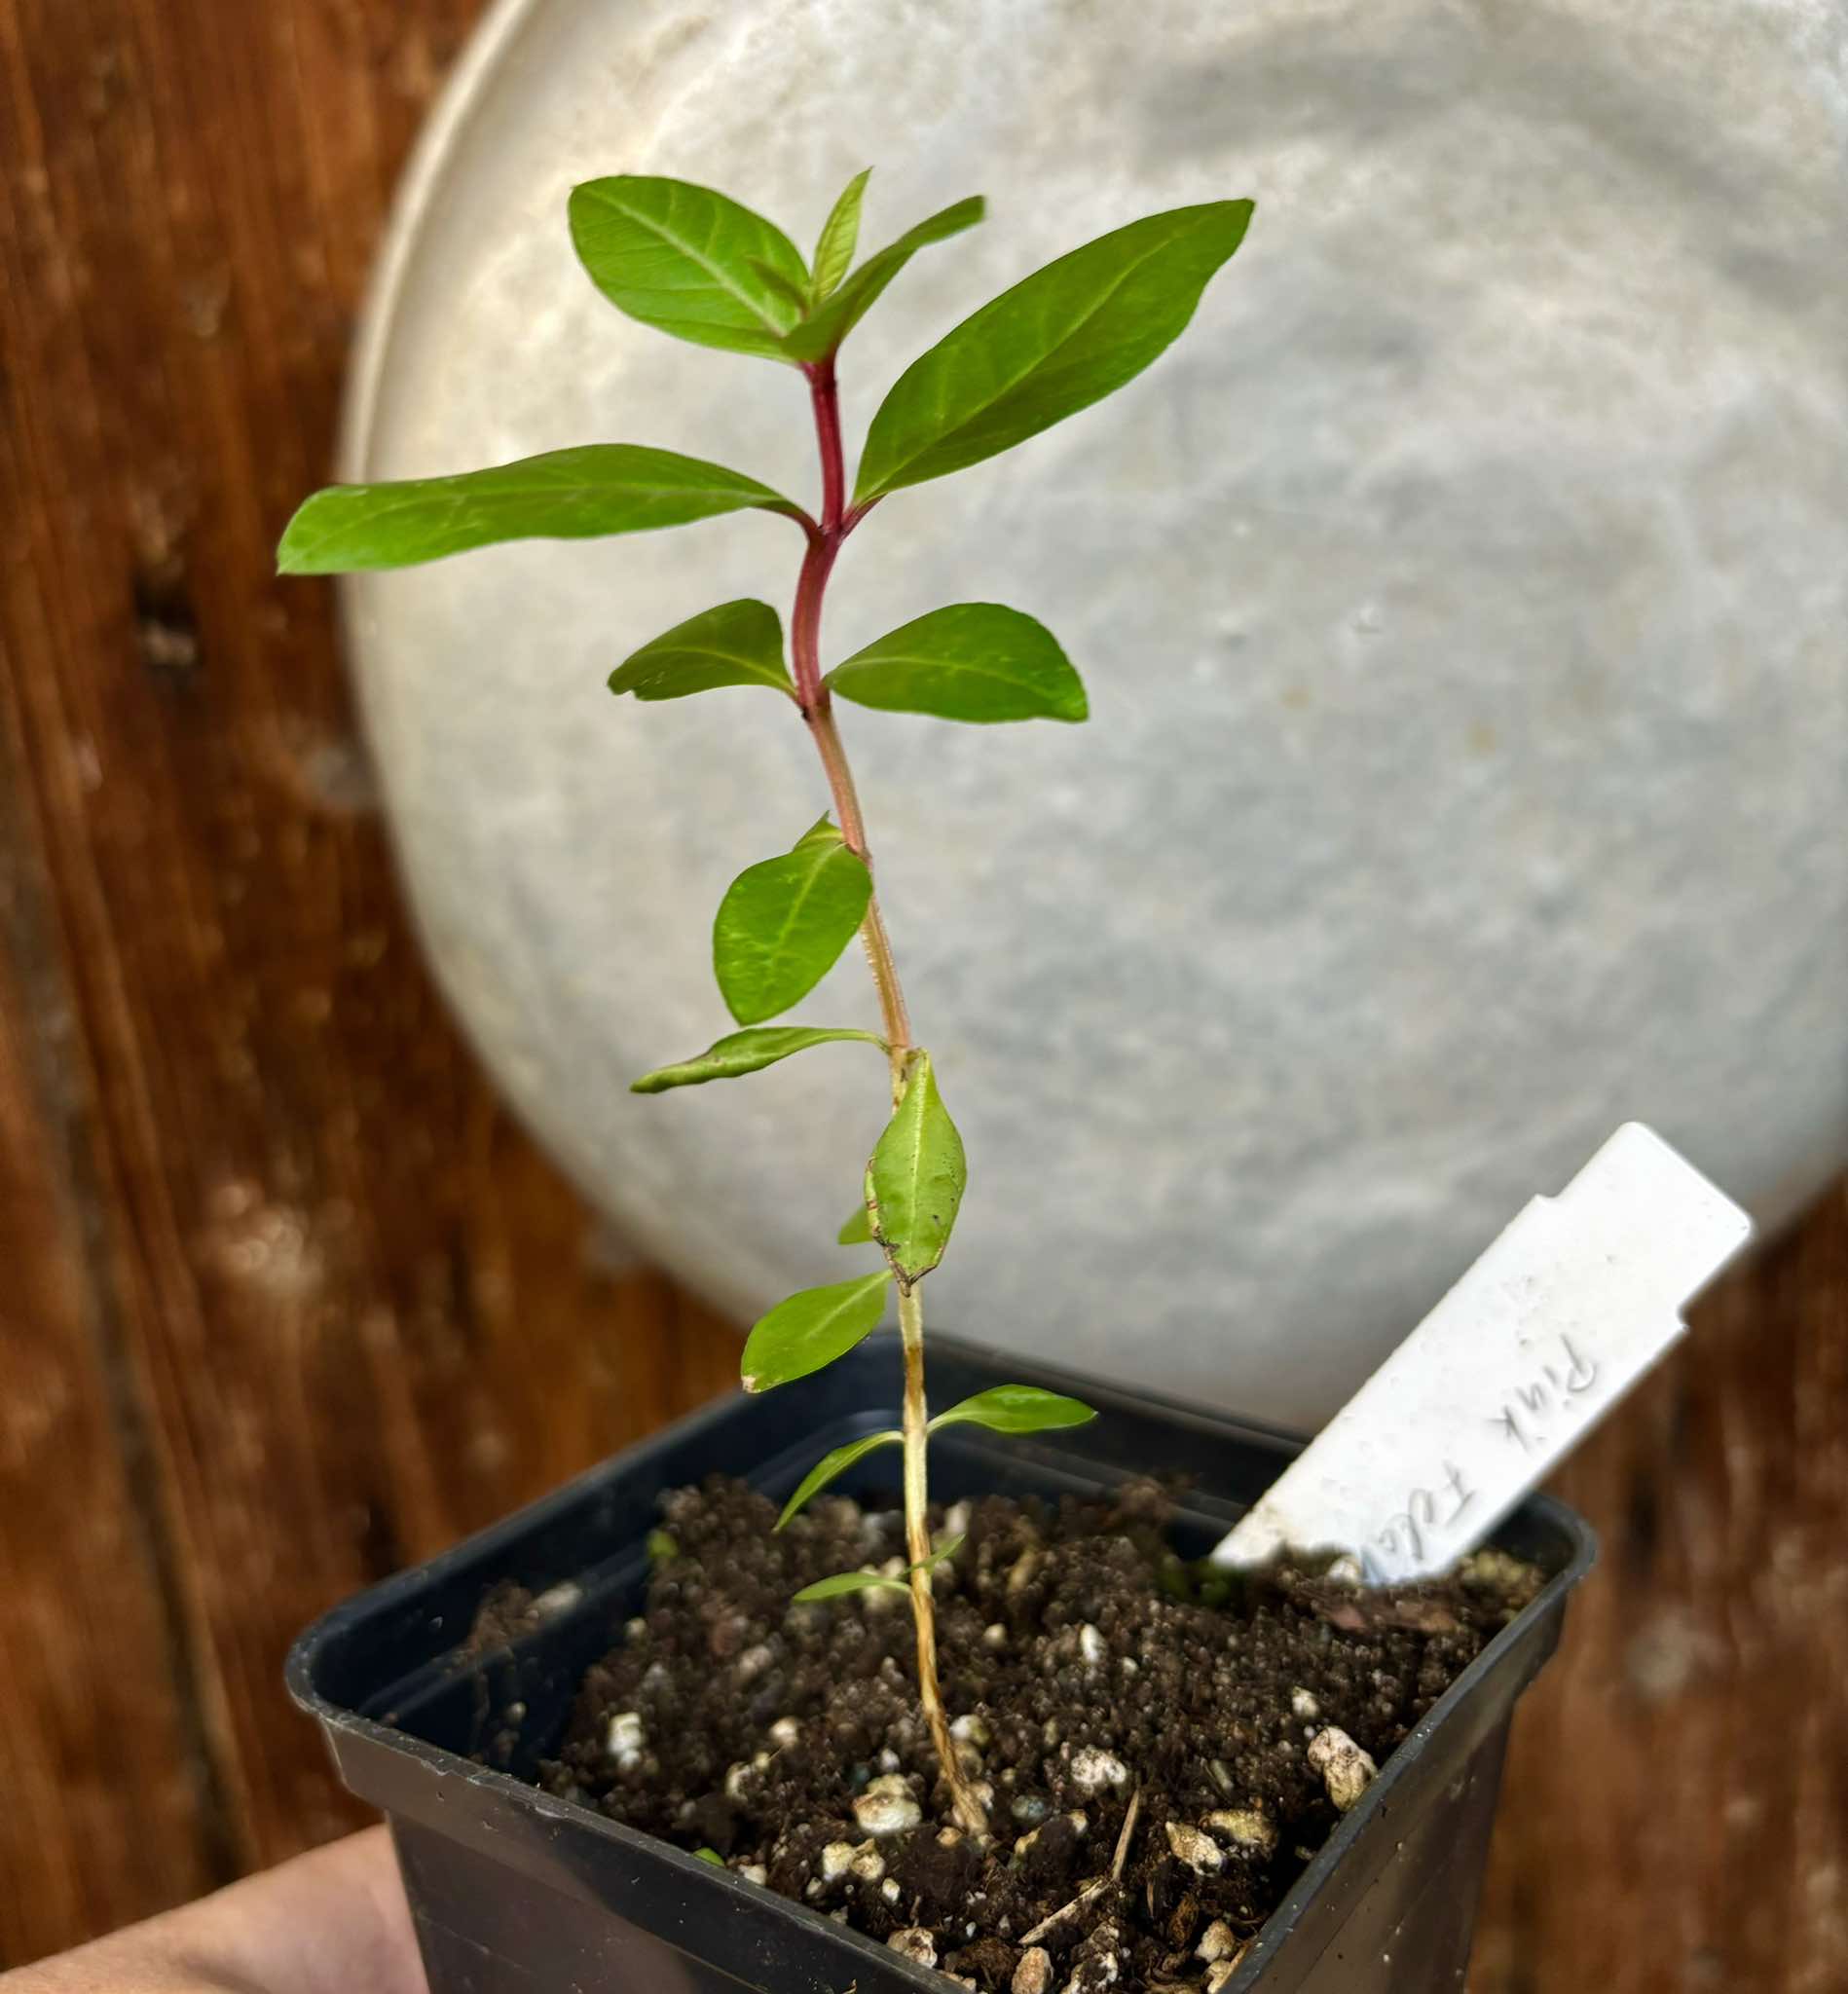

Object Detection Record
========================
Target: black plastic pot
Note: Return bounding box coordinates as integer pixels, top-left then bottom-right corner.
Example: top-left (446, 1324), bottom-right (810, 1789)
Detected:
top-left (289, 1333), bottom-right (1594, 1994)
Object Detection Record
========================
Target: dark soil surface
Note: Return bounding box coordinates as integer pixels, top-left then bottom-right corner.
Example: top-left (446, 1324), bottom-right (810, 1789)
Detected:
top-left (540, 1477), bottom-right (1539, 1991)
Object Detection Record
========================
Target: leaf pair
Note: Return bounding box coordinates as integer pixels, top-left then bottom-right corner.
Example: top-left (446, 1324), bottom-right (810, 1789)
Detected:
top-left (276, 186), bottom-right (1252, 575)
top-left (688, 573), bottom-right (1082, 1026)
top-left (735, 1049), bottom-right (965, 1394)
top-left (567, 171), bottom-right (984, 369)
top-left (777, 1386), bottom-right (1097, 1531)
top-left (733, 1045), bottom-right (969, 1403)
top-left (610, 598), bottom-right (1087, 725)
top-left (567, 177), bottom-right (1252, 509)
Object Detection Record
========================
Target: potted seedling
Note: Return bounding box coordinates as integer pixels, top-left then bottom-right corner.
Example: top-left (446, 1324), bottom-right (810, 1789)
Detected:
top-left (280, 171), bottom-right (1594, 1994)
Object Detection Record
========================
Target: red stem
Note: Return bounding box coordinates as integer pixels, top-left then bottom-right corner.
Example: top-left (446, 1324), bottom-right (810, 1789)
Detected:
top-left (792, 361), bottom-right (910, 1059)
top-left (810, 360), bottom-right (847, 535)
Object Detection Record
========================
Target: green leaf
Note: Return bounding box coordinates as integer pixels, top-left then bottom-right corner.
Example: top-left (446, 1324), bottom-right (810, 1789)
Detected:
top-left (782, 197), bottom-right (985, 365)
top-left (277, 446), bottom-right (798, 573)
top-left (646, 1528), bottom-right (679, 1564)
top-left (748, 258), bottom-right (814, 316)
top-left (569, 175), bottom-right (809, 361)
top-left (929, 1385), bottom-right (1099, 1436)
top-left (610, 599), bottom-right (795, 704)
top-left (837, 1202), bottom-right (875, 1246)
top-left (916, 1531), bottom-right (965, 1569)
top-left (632, 1025), bottom-right (885, 1094)
top-left (810, 168), bottom-right (871, 303)
top-left (827, 604), bottom-right (1087, 723)
top-left (867, 1051), bottom-right (966, 1282)
top-left (714, 819), bottom-right (872, 1025)
top-left (793, 1568), bottom-right (909, 1603)
top-left (792, 813), bottom-right (843, 852)
top-left (740, 1272), bottom-right (892, 1392)
top-left (777, 1428), bottom-right (903, 1529)
top-left (854, 200), bottom-right (1254, 503)
top-left (693, 1847), bottom-right (725, 1867)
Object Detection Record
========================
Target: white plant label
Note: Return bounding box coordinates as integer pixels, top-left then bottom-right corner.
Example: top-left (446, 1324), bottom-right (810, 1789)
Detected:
top-left (1212, 1123), bottom-right (1752, 1583)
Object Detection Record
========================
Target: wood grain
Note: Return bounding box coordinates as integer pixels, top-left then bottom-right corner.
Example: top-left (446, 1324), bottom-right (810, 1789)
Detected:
top-left (1476, 1181), bottom-right (1848, 1994)
top-left (0, 668), bottom-right (222, 1959)
top-left (0, 1), bottom-right (1841, 1986)
top-left (0, 0), bottom-right (738, 1965)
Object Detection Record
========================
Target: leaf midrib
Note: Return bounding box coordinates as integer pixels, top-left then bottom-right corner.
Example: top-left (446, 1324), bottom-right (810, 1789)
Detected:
top-left (298, 466), bottom-right (766, 521)
top-left (866, 215), bottom-right (1201, 495)
top-left (591, 185), bottom-right (793, 336)
top-left (881, 1066), bottom-right (937, 1232)
top-left (639, 638), bottom-right (790, 688)
top-left (801, 1274), bottom-right (889, 1341)
top-left (744, 847), bottom-right (864, 989)
top-left (286, 458), bottom-right (780, 564)
top-left (841, 647), bottom-right (1052, 692)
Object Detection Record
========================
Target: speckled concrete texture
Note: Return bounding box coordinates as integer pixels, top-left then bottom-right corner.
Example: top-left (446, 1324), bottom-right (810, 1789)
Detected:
top-left (340, 0), bottom-right (1848, 1426)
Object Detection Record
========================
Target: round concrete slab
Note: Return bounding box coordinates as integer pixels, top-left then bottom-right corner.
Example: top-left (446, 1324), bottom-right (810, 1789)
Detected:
top-left (339, 0), bottom-right (1847, 1427)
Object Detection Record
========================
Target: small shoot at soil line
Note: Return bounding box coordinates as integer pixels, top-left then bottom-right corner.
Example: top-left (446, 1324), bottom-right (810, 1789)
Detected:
top-left (278, 167), bottom-right (1255, 1837)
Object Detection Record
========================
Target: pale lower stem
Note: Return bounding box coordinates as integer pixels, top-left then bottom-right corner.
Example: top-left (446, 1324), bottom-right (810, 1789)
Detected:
top-left (901, 1281), bottom-right (987, 1835)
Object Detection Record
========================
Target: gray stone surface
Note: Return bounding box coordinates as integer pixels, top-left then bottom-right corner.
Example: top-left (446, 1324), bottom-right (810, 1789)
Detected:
top-left (342, 0), bottom-right (1848, 1429)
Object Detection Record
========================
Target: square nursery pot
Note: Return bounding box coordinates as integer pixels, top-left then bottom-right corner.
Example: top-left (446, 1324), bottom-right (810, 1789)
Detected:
top-left (289, 1333), bottom-right (1594, 1994)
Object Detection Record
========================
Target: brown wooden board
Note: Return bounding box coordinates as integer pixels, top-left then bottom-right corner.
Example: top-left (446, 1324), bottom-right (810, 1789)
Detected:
top-left (1477, 1181), bottom-right (1848, 1992)
top-left (0, 675), bottom-right (222, 1959)
top-left (0, 0), bottom-right (738, 1963)
top-left (0, 1), bottom-right (1842, 1985)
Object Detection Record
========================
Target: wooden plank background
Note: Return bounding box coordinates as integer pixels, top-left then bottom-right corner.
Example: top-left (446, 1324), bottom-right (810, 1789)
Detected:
top-left (0, 3), bottom-right (1841, 1987)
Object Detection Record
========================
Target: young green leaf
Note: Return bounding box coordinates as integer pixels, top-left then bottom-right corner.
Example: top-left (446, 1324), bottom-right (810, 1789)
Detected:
top-left (854, 200), bottom-right (1254, 503)
top-left (748, 258), bottom-right (814, 317)
top-left (781, 197), bottom-right (985, 365)
top-left (277, 446), bottom-right (798, 573)
top-left (917, 1531), bottom-right (965, 1569)
top-left (793, 1568), bottom-right (909, 1603)
top-left (836, 1202), bottom-right (875, 1246)
top-left (714, 820), bottom-right (872, 1025)
top-left (632, 1025), bottom-right (885, 1094)
top-left (777, 1427), bottom-right (903, 1528)
top-left (809, 168), bottom-right (872, 303)
top-left (929, 1385), bottom-right (1099, 1435)
top-left (693, 1847), bottom-right (726, 1867)
top-left (569, 176), bottom-right (809, 361)
top-left (867, 1051), bottom-right (966, 1282)
top-left (791, 814), bottom-right (842, 852)
top-left (827, 604), bottom-right (1087, 723)
top-left (610, 599), bottom-right (795, 704)
top-left (740, 1272), bottom-right (892, 1391)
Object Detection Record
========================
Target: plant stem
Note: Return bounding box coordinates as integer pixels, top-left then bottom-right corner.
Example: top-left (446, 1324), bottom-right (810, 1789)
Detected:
top-left (792, 365), bottom-right (912, 1088)
top-left (792, 356), bottom-right (984, 1836)
top-left (900, 1281), bottom-right (985, 1835)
